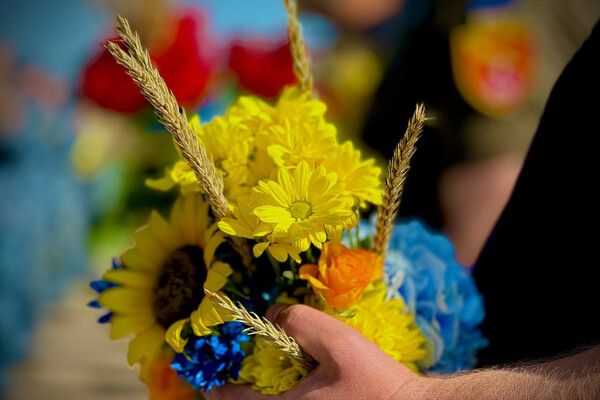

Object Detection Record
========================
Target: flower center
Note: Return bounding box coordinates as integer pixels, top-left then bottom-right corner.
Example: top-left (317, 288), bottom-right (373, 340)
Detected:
top-left (289, 201), bottom-right (312, 220)
top-left (153, 246), bottom-right (206, 328)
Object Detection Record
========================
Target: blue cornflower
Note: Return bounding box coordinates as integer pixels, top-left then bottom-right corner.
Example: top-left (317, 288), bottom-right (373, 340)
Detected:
top-left (88, 257), bottom-right (123, 323)
top-left (383, 219), bottom-right (488, 373)
top-left (171, 321), bottom-right (250, 392)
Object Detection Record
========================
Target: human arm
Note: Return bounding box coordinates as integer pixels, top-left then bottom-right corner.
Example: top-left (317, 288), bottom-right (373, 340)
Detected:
top-left (426, 346), bottom-right (600, 400)
top-left (206, 304), bottom-right (599, 400)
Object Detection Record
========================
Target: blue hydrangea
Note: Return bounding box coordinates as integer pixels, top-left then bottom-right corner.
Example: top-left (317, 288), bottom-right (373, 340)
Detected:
top-left (171, 321), bottom-right (250, 392)
top-left (382, 219), bottom-right (488, 373)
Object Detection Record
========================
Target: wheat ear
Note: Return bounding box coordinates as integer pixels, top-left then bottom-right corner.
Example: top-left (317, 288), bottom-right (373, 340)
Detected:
top-left (282, 0), bottom-right (313, 94)
top-left (105, 15), bottom-right (254, 268)
top-left (206, 290), bottom-right (315, 371)
top-left (373, 104), bottom-right (426, 258)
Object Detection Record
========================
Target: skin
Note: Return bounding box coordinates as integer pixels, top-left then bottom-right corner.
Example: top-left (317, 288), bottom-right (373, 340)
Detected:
top-left (205, 304), bottom-right (600, 400)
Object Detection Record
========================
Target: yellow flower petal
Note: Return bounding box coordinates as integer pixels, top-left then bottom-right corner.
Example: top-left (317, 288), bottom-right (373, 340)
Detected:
top-left (267, 244), bottom-right (290, 263)
top-left (127, 325), bottom-right (165, 367)
top-left (145, 176), bottom-right (176, 191)
top-left (110, 311), bottom-right (155, 340)
top-left (98, 288), bottom-right (151, 314)
top-left (203, 227), bottom-right (224, 267)
top-left (253, 242), bottom-right (270, 258)
top-left (204, 262), bottom-right (232, 292)
top-left (102, 269), bottom-right (155, 291)
top-left (253, 205), bottom-right (293, 224)
top-left (121, 248), bottom-right (158, 272)
top-left (218, 219), bottom-right (253, 238)
top-left (165, 318), bottom-right (190, 353)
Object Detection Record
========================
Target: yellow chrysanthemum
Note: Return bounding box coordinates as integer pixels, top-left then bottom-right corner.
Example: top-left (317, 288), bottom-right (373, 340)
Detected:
top-left (251, 161), bottom-right (354, 257)
top-left (330, 282), bottom-right (428, 372)
top-left (218, 196), bottom-right (301, 263)
top-left (98, 194), bottom-right (233, 366)
top-left (146, 160), bottom-right (200, 194)
top-left (273, 86), bottom-right (328, 123)
top-left (254, 88), bottom-right (337, 167)
top-left (321, 141), bottom-right (382, 206)
top-left (227, 86), bottom-right (326, 129)
top-left (256, 119), bottom-right (337, 167)
top-left (237, 337), bottom-right (308, 395)
top-left (147, 115), bottom-right (255, 197)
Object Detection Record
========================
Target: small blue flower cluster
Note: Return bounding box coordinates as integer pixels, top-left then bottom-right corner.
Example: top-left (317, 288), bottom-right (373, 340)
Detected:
top-left (88, 257), bottom-right (122, 323)
top-left (171, 321), bottom-right (250, 392)
top-left (383, 219), bottom-right (488, 373)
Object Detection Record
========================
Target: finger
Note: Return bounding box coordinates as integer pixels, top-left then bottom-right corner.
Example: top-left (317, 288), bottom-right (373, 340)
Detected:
top-left (267, 303), bottom-right (381, 365)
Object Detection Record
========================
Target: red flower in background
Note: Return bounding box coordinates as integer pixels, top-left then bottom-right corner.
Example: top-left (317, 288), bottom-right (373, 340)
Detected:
top-left (79, 9), bottom-right (216, 113)
top-left (228, 38), bottom-right (297, 98)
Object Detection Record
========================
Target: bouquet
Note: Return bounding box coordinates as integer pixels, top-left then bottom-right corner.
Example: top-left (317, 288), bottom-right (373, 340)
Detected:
top-left (89, 2), bottom-right (486, 398)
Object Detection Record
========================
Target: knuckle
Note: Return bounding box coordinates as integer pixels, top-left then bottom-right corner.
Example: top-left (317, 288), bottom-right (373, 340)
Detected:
top-left (276, 304), bottom-right (309, 331)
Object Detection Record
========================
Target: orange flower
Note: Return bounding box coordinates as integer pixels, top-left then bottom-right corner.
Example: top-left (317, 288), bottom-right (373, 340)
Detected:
top-left (299, 242), bottom-right (383, 311)
top-left (140, 349), bottom-right (198, 400)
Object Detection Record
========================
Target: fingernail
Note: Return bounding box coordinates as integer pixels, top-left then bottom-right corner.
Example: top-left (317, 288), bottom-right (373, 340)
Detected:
top-left (265, 303), bottom-right (289, 323)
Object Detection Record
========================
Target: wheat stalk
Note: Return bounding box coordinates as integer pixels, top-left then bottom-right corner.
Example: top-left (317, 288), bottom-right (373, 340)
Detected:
top-left (105, 15), bottom-right (254, 267)
top-left (105, 15), bottom-right (229, 219)
top-left (373, 104), bottom-right (426, 257)
top-left (206, 290), bottom-right (315, 371)
top-left (282, 0), bottom-right (313, 94)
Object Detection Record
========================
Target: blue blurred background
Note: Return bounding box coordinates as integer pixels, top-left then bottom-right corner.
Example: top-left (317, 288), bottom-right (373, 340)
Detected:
top-left (0, 0), bottom-right (598, 399)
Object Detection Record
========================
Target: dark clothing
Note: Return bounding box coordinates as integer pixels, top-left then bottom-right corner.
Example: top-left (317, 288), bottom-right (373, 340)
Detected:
top-left (473, 20), bottom-right (600, 366)
top-left (361, 0), bottom-right (470, 230)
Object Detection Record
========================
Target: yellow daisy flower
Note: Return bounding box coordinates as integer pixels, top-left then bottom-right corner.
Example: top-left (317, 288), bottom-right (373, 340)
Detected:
top-left (330, 282), bottom-right (428, 372)
top-left (98, 194), bottom-right (233, 366)
top-left (252, 161), bottom-right (355, 256)
top-left (218, 196), bottom-right (301, 263)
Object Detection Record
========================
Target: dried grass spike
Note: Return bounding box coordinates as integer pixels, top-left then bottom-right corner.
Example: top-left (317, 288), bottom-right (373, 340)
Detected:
top-left (106, 15), bottom-right (229, 220)
top-left (373, 104), bottom-right (426, 257)
top-left (283, 0), bottom-right (313, 93)
top-left (206, 290), bottom-right (315, 371)
top-left (105, 14), bottom-right (254, 267)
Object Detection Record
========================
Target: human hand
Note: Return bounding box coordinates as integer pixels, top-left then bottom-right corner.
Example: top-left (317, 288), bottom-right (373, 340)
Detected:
top-left (205, 303), bottom-right (428, 400)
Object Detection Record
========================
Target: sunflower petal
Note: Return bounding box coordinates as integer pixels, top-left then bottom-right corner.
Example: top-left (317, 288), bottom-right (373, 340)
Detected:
top-left (98, 288), bottom-right (151, 314)
top-left (204, 262), bottom-right (232, 292)
top-left (127, 325), bottom-right (165, 366)
top-left (102, 269), bottom-right (155, 291)
top-left (203, 230), bottom-right (224, 267)
top-left (196, 297), bottom-right (225, 328)
top-left (165, 318), bottom-right (190, 353)
top-left (109, 311), bottom-right (155, 340)
top-left (190, 310), bottom-right (212, 337)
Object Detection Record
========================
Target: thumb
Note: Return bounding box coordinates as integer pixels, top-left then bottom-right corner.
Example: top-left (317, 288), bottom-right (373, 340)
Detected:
top-left (265, 303), bottom-right (382, 365)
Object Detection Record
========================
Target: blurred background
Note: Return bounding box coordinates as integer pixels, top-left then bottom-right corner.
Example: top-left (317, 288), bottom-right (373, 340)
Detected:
top-left (0, 0), bottom-right (598, 399)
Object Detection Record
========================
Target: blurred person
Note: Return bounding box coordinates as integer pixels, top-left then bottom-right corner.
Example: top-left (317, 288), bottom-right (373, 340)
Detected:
top-left (303, 0), bottom-right (600, 266)
top-left (205, 17), bottom-right (600, 400)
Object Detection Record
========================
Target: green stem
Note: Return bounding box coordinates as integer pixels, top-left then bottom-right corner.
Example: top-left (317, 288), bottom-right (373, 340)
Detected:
top-left (266, 251), bottom-right (281, 278)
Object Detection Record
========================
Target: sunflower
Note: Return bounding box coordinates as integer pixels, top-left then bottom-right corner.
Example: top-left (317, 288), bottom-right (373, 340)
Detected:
top-left (98, 194), bottom-right (232, 366)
